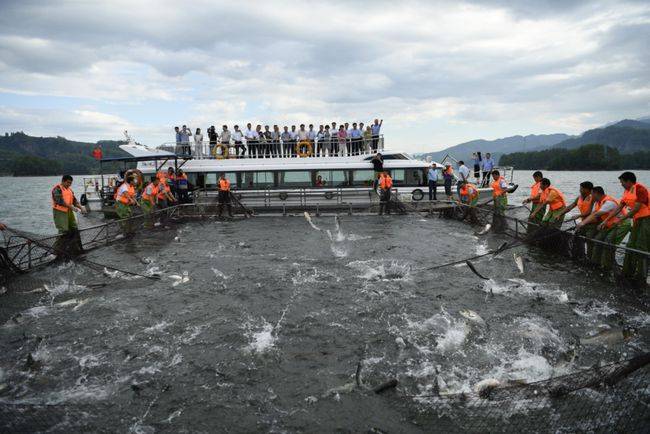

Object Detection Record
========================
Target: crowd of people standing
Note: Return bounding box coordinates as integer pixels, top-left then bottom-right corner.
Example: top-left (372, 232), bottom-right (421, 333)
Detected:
top-left (172, 120), bottom-right (383, 158)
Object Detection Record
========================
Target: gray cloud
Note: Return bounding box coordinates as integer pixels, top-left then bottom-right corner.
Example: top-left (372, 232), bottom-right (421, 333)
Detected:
top-left (0, 0), bottom-right (648, 149)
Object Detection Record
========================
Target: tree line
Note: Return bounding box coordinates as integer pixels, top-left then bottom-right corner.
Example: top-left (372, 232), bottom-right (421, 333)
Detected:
top-left (499, 144), bottom-right (650, 170)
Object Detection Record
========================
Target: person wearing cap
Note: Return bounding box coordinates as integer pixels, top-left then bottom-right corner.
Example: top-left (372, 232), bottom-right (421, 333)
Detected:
top-left (427, 164), bottom-right (439, 201)
top-left (443, 163), bottom-right (454, 200)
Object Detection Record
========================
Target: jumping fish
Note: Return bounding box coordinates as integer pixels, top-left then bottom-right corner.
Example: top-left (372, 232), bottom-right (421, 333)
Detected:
top-left (476, 223), bottom-right (491, 235)
top-left (55, 298), bottom-right (80, 307)
top-left (303, 212), bottom-right (321, 231)
top-left (459, 309), bottom-right (487, 328)
top-left (513, 253), bottom-right (525, 274)
top-left (0, 287), bottom-right (6, 295)
top-left (322, 382), bottom-right (357, 398)
top-left (474, 378), bottom-right (501, 398)
top-left (465, 260), bottom-right (489, 280)
top-left (579, 328), bottom-right (635, 348)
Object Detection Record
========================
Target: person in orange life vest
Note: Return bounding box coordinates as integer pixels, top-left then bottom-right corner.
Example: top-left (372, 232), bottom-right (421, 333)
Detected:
top-left (51, 175), bottom-right (86, 255)
top-left (559, 181), bottom-right (595, 259)
top-left (578, 186), bottom-right (630, 271)
top-left (115, 176), bottom-right (137, 217)
top-left (92, 144), bottom-right (103, 160)
top-left (601, 172), bottom-right (650, 282)
top-left (176, 169), bottom-right (190, 203)
top-left (530, 178), bottom-right (566, 228)
top-left (378, 171), bottom-right (393, 215)
top-left (141, 176), bottom-right (160, 228)
top-left (523, 171), bottom-right (544, 230)
top-left (489, 170), bottom-right (509, 232)
top-left (52, 174), bottom-right (86, 234)
top-left (166, 167), bottom-right (177, 197)
top-left (217, 174), bottom-right (233, 218)
top-left (458, 181), bottom-right (480, 224)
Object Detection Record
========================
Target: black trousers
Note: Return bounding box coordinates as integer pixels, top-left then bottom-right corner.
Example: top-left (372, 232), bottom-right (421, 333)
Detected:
top-left (218, 190), bottom-right (232, 216)
top-left (379, 189), bottom-right (391, 215)
top-left (372, 135), bottom-right (379, 151)
top-left (234, 142), bottom-right (245, 158)
top-left (428, 180), bottom-right (437, 200)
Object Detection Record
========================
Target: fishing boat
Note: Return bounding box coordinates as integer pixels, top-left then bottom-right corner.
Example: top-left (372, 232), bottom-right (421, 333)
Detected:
top-left (81, 132), bottom-right (516, 215)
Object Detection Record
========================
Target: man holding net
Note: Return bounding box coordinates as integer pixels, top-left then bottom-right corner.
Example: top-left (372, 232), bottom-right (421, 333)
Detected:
top-left (51, 175), bottom-right (86, 255)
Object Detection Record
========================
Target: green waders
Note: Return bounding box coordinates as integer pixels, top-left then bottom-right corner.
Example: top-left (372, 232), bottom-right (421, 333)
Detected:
top-left (141, 200), bottom-right (155, 229)
top-left (622, 216), bottom-right (650, 283)
top-left (52, 208), bottom-right (80, 255)
top-left (573, 224), bottom-right (598, 260)
top-left (542, 207), bottom-right (566, 228)
top-left (591, 221), bottom-right (631, 270)
top-left (493, 195), bottom-right (508, 232)
top-left (115, 202), bottom-right (134, 235)
top-left (527, 204), bottom-right (545, 235)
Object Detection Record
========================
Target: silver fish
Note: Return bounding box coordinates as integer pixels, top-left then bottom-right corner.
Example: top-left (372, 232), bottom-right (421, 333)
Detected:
top-left (303, 212), bottom-right (321, 231)
top-left (513, 253), bottom-right (525, 274)
top-left (580, 328), bottom-right (634, 348)
top-left (476, 224), bottom-right (491, 235)
top-left (459, 309), bottom-right (487, 327)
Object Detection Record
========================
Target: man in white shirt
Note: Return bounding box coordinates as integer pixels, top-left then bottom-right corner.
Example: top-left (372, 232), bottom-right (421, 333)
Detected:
top-left (457, 161), bottom-right (471, 197)
top-left (232, 125), bottom-right (245, 158)
top-left (244, 123), bottom-right (258, 158)
top-left (290, 125), bottom-right (298, 157)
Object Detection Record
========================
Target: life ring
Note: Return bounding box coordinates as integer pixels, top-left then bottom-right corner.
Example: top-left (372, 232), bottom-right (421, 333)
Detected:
top-left (124, 169), bottom-right (144, 190)
top-left (212, 144), bottom-right (229, 159)
top-left (411, 189), bottom-right (424, 201)
top-left (80, 193), bottom-right (88, 206)
top-left (324, 191), bottom-right (334, 200)
top-left (295, 140), bottom-right (312, 158)
top-left (279, 192), bottom-right (289, 201)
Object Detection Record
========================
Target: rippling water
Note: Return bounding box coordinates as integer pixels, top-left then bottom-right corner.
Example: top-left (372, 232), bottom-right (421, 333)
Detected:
top-left (0, 171), bottom-right (649, 432)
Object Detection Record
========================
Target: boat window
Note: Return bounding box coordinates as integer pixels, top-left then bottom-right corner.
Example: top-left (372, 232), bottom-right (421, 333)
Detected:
top-left (315, 170), bottom-right (349, 187)
top-left (390, 169), bottom-right (405, 186)
top-left (278, 171), bottom-right (311, 188)
top-left (352, 169), bottom-right (376, 186)
top-left (205, 172), bottom-right (237, 188)
top-left (406, 169), bottom-right (424, 186)
top-left (241, 171), bottom-right (274, 189)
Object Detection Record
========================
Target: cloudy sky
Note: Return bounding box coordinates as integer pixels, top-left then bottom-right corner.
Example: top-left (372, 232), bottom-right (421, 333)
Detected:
top-left (0, 0), bottom-right (648, 152)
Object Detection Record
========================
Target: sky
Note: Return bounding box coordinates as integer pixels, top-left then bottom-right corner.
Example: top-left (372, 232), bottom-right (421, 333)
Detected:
top-left (0, 0), bottom-right (649, 153)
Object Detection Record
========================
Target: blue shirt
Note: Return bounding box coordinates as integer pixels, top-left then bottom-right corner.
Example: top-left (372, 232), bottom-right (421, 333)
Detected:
top-left (371, 124), bottom-right (381, 135)
top-left (427, 168), bottom-right (439, 182)
top-left (482, 158), bottom-right (495, 171)
top-left (350, 128), bottom-right (362, 139)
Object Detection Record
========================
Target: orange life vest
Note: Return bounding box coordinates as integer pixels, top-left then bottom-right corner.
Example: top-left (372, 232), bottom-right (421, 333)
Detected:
top-left (219, 178), bottom-right (231, 192)
top-left (379, 175), bottom-right (393, 190)
top-left (541, 186), bottom-right (566, 211)
top-left (577, 194), bottom-right (593, 217)
top-left (117, 183), bottom-right (135, 205)
top-left (530, 182), bottom-right (541, 204)
top-left (491, 176), bottom-right (507, 197)
top-left (460, 183), bottom-right (478, 200)
top-left (51, 184), bottom-right (74, 213)
top-left (621, 183), bottom-right (650, 221)
top-left (595, 195), bottom-right (626, 229)
top-left (142, 182), bottom-right (159, 204)
top-left (157, 182), bottom-right (171, 200)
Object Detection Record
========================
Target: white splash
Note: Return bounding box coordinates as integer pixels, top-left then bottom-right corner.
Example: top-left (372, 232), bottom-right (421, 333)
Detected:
top-left (482, 278), bottom-right (568, 303)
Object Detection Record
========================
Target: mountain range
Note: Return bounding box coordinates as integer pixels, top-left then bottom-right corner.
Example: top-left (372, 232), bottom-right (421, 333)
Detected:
top-left (416, 117), bottom-right (650, 163)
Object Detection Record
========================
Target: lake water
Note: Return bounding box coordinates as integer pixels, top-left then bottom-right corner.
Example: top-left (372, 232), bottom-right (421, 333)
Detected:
top-left (0, 170), bottom-right (649, 432)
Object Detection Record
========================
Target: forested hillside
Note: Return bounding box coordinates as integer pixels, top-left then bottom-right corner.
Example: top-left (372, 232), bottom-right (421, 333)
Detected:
top-left (500, 144), bottom-right (650, 170)
top-left (0, 132), bottom-right (129, 176)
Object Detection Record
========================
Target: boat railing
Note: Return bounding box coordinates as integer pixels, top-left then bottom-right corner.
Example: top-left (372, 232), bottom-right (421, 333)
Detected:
top-left (155, 134), bottom-right (385, 159)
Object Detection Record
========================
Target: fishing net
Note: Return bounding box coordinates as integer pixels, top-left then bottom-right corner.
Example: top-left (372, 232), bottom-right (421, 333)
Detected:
top-left (1, 353), bottom-right (647, 432)
top-left (437, 200), bottom-right (650, 285)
